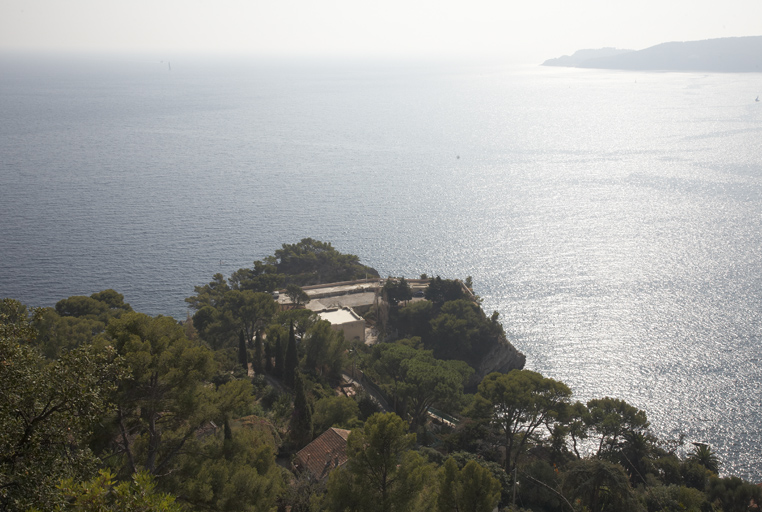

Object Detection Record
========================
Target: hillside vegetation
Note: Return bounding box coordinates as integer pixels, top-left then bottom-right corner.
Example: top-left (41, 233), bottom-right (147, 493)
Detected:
top-left (2, 240), bottom-right (760, 511)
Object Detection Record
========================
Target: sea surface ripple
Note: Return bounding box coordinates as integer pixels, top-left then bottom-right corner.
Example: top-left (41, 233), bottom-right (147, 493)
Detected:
top-left (1, 54), bottom-right (761, 480)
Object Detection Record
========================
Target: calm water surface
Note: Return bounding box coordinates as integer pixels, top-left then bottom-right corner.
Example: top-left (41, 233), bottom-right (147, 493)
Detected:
top-left (1, 54), bottom-right (761, 480)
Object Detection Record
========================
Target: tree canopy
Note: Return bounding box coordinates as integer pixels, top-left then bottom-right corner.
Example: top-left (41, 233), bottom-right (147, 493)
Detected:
top-left (273, 238), bottom-right (378, 286)
top-left (104, 312), bottom-right (219, 477)
top-left (372, 341), bottom-right (472, 429)
top-left (161, 427), bottom-right (284, 512)
top-left (424, 277), bottom-right (466, 305)
top-left (563, 458), bottom-right (641, 512)
top-left (185, 239), bottom-right (376, 352)
top-left (5, 241), bottom-right (762, 512)
top-left (437, 458), bottom-right (501, 512)
top-left (383, 277), bottom-right (412, 307)
top-left (586, 397), bottom-right (651, 457)
top-left (56, 470), bottom-right (182, 512)
top-left (0, 299), bottom-right (124, 511)
top-left (324, 413), bottom-right (433, 512)
top-left (475, 370), bottom-right (571, 473)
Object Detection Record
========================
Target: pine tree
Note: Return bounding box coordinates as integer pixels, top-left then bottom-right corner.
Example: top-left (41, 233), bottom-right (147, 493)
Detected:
top-left (237, 329), bottom-right (248, 371)
top-left (285, 320), bottom-right (298, 387)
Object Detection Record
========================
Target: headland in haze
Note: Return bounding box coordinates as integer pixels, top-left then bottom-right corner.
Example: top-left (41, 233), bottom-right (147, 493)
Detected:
top-left (543, 35), bottom-right (762, 72)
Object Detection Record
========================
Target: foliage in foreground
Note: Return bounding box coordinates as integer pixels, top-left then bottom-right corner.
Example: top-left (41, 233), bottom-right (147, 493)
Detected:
top-left (54, 469), bottom-right (182, 512)
top-left (0, 299), bottom-right (124, 511)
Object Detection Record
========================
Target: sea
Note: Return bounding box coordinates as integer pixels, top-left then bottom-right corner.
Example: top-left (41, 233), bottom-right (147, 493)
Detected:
top-left (1, 53), bottom-right (761, 481)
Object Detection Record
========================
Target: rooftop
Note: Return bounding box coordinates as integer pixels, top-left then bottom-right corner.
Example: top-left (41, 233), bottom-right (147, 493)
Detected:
top-left (294, 427), bottom-right (351, 480)
top-left (276, 278), bottom-right (430, 311)
top-left (318, 307), bottom-right (363, 325)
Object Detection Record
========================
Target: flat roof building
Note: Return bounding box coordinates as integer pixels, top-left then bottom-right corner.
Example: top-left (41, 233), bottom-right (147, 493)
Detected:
top-left (317, 307), bottom-right (365, 342)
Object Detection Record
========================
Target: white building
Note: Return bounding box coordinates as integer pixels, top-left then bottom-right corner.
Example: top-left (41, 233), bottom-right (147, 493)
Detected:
top-left (317, 307), bottom-right (365, 342)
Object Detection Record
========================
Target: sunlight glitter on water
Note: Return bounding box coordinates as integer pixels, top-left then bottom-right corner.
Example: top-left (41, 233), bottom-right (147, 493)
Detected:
top-left (2, 57), bottom-right (761, 479)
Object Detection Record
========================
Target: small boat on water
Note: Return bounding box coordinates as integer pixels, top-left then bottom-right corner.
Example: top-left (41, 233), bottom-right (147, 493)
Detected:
top-left (756, 95), bottom-right (760, 102)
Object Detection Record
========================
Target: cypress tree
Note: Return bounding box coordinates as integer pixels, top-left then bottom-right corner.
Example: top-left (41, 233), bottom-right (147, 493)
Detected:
top-left (274, 333), bottom-right (284, 378)
top-left (264, 340), bottom-right (273, 374)
top-left (285, 320), bottom-right (298, 387)
top-left (224, 417), bottom-right (233, 442)
top-left (290, 368), bottom-right (313, 447)
top-left (237, 329), bottom-right (248, 371)
top-left (254, 329), bottom-right (264, 374)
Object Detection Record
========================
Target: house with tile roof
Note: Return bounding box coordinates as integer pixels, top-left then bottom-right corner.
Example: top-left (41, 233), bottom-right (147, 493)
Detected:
top-left (293, 427), bottom-right (351, 481)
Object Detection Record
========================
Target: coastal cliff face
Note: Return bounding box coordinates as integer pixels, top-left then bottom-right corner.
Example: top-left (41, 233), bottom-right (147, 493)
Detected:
top-left (470, 335), bottom-right (526, 388)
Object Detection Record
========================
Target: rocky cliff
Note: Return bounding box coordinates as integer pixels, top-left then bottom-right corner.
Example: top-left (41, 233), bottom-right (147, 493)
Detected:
top-left (469, 335), bottom-right (526, 389)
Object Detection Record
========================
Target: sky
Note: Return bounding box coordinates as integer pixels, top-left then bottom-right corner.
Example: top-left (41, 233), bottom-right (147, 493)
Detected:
top-left (1, 0), bottom-right (761, 64)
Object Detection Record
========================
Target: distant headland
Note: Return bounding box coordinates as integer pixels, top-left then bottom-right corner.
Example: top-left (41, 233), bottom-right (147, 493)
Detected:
top-left (543, 35), bottom-right (762, 72)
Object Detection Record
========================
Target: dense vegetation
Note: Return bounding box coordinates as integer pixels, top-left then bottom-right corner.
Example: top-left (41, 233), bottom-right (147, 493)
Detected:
top-left (1, 240), bottom-right (760, 511)
top-left (187, 238), bottom-right (378, 351)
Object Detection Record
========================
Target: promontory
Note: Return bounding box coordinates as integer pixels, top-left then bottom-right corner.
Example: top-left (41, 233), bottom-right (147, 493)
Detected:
top-left (543, 35), bottom-right (762, 72)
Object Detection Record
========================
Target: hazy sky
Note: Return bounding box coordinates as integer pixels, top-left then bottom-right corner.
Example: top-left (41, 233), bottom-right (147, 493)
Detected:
top-left (1, 0), bottom-right (760, 63)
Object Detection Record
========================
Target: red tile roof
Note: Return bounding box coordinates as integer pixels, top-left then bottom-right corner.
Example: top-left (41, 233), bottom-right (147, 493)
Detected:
top-left (294, 428), bottom-right (351, 480)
